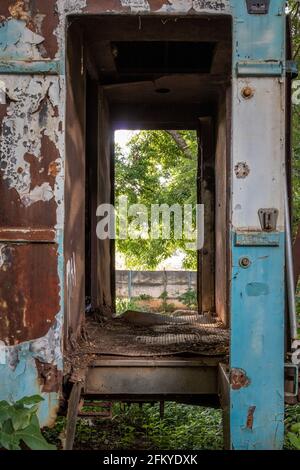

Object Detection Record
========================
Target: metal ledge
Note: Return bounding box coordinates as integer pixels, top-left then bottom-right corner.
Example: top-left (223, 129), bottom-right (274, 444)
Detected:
top-left (85, 356), bottom-right (223, 397)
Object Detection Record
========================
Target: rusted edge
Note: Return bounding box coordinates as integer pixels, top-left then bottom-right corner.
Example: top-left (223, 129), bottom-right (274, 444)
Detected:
top-left (0, 228), bottom-right (56, 242)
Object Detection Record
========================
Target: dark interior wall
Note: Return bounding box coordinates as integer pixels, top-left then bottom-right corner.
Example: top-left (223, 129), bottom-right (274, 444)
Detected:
top-left (85, 77), bottom-right (99, 309)
top-left (198, 118), bottom-right (215, 314)
top-left (65, 23), bottom-right (86, 343)
top-left (97, 90), bottom-right (114, 316)
top-left (215, 87), bottom-right (231, 326)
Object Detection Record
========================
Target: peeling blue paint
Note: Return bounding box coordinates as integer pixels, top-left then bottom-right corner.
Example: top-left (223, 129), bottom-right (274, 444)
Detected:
top-left (0, 19), bottom-right (44, 61)
top-left (0, 60), bottom-right (61, 75)
top-left (230, 231), bottom-right (285, 449)
top-left (231, 0), bottom-right (286, 71)
top-left (0, 343), bottom-right (60, 427)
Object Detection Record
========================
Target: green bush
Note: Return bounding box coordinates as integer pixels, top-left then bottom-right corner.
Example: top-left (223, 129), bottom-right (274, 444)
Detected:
top-left (179, 289), bottom-right (197, 310)
top-left (0, 396), bottom-right (56, 450)
top-left (115, 298), bottom-right (139, 315)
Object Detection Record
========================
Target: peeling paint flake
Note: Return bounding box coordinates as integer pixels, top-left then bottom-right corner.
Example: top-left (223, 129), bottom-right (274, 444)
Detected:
top-left (120, 0), bottom-right (150, 12)
top-left (0, 75), bottom-right (63, 209)
top-left (0, 19), bottom-right (44, 61)
top-left (0, 341), bottom-right (6, 365)
top-left (157, 0), bottom-right (230, 13)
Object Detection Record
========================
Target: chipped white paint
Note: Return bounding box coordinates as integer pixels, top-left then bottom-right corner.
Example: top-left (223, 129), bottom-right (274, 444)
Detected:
top-left (22, 182), bottom-right (54, 207)
top-left (158, 0), bottom-right (230, 13)
top-left (0, 244), bottom-right (6, 269)
top-left (120, 0), bottom-right (150, 12)
top-left (0, 341), bottom-right (5, 365)
top-left (232, 78), bottom-right (285, 231)
top-left (0, 75), bottom-right (64, 210)
top-left (55, 0), bottom-right (87, 58)
top-left (29, 314), bottom-right (64, 369)
top-left (0, 80), bottom-right (5, 104)
top-left (0, 19), bottom-right (44, 60)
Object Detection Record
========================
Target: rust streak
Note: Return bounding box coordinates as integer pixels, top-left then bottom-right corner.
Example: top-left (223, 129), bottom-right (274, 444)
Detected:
top-left (246, 406), bottom-right (256, 430)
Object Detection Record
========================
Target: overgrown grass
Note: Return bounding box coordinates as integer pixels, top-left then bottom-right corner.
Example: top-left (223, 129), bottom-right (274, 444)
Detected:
top-left (43, 403), bottom-right (300, 450)
top-left (44, 403), bottom-right (223, 450)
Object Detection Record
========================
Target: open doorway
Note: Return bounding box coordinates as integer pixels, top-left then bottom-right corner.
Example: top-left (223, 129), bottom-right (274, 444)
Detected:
top-left (114, 128), bottom-right (199, 316)
top-left (65, 14), bottom-right (231, 364)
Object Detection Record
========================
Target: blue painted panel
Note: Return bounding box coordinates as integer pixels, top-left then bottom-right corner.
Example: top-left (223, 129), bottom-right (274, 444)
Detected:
top-left (0, 347), bottom-right (59, 427)
top-left (231, 0), bottom-right (286, 68)
top-left (0, 60), bottom-right (61, 75)
top-left (230, 231), bottom-right (285, 450)
top-left (235, 232), bottom-right (280, 247)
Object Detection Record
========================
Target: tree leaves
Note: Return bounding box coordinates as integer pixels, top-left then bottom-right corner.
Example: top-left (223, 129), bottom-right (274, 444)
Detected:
top-left (0, 396), bottom-right (56, 451)
top-left (115, 130), bottom-right (198, 270)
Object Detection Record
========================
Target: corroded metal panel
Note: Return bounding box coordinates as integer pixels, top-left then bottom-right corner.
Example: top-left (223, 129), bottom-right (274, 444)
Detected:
top-left (0, 1), bottom-right (64, 427)
top-left (0, 76), bottom-right (63, 229)
top-left (0, 243), bottom-right (60, 345)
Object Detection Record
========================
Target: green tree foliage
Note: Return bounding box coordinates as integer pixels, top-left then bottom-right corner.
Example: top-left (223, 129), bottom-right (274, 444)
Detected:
top-left (289, 1), bottom-right (300, 235)
top-left (115, 130), bottom-right (198, 270)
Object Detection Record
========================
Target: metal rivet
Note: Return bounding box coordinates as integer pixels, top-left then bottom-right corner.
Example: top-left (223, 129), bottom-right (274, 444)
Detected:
top-left (239, 257), bottom-right (251, 269)
top-left (241, 86), bottom-right (254, 99)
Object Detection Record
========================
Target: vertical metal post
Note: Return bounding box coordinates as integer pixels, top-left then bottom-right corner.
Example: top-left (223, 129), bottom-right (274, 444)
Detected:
top-left (229, 0), bottom-right (286, 450)
top-left (285, 180), bottom-right (298, 340)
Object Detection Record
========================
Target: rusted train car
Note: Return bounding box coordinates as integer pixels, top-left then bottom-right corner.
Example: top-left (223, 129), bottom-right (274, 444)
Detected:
top-left (0, 0), bottom-right (299, 450)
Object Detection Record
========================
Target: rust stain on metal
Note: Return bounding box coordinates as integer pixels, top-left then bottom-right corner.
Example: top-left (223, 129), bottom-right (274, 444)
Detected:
top-left (241, 86), bottom-right (254, 100)
top-left (48, 161), bottom-right (61, 178)
top-left (35, 360), bottom-right (62, 393)
top-left (246, 406), bottom-right (256, 430)
top-left (0, 243), bottom-right (60, 345)
top-left (8, 1), bottom-right (30, 22)
top-left (0, 228), bottom-right (55, 242)
top-left (230, 368), bottom-right (250, 390)
top-left (234, 162), bottom-right (250, 179)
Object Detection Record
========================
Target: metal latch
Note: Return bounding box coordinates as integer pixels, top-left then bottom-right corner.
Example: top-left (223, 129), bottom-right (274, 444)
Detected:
top-left (246, 0), bottom-right (270, 14)
top-left (258, 208), bottom-right (279, 232)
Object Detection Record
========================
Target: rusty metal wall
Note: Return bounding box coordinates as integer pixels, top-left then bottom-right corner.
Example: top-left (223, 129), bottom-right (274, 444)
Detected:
top-left (0, 1), bottom-right (65, 426)
top-left (65, 22), bottom-right (86, 343)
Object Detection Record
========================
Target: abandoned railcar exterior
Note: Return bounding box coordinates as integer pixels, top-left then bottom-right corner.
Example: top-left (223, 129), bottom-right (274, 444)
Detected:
top-left (0, 0), bottom-right (295, 450)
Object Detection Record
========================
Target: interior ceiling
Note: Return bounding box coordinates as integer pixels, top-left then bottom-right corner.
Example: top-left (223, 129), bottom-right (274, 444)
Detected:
top-left (73, 15), bottom-right (232, 125)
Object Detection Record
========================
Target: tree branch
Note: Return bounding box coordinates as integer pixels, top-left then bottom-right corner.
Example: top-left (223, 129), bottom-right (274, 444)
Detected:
top-left (165, 130), bottom-right (195, 160)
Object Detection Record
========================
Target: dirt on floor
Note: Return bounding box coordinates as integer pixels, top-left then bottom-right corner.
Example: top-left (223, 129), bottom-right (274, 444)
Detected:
top-left (65, 311), bottom-right (229, 379)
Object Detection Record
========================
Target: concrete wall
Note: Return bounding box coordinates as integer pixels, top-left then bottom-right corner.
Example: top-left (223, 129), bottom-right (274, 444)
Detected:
top-left (116, 270), bottom-right (197, 300)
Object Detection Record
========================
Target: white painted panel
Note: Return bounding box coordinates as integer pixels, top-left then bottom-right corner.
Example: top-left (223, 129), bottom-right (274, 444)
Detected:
top-left (232, 78), bottom-right (285, 231)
